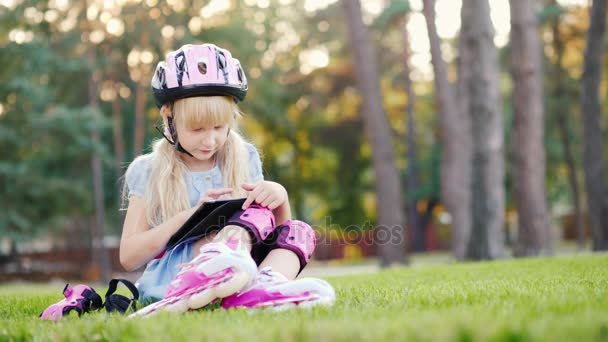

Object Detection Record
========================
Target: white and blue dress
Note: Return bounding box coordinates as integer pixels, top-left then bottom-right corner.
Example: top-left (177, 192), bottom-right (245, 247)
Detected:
top-left (124, 143), bottom-right (263, 304)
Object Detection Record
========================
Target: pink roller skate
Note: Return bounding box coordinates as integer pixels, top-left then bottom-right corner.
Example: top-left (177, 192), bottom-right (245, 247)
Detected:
top-left (130, 242), bottom-right (257, 318)
top-left (221, 266), bottom-right (335, 311)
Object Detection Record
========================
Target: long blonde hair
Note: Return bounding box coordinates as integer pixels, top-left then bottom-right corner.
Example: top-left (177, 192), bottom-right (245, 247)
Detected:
top-left (124, 96), bottom-right (254, 227)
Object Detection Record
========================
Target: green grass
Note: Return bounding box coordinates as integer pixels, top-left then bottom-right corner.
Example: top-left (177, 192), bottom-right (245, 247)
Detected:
top-left (1, 254), bottom-right (607, 341)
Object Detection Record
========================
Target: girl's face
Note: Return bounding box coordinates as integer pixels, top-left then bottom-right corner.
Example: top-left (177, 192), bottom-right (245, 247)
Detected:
top-left (169, 96), bottom-right (237, 164)
top-left (176, 123), bottom-right (230, 161)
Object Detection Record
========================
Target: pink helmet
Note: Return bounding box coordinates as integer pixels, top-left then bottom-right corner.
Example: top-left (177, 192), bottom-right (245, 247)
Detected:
top-left (151, 43), bottom-right (248, 107)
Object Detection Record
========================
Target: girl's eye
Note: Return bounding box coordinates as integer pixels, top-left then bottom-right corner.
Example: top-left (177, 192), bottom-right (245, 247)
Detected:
top-left (214, 126), bottom-right (223, 130)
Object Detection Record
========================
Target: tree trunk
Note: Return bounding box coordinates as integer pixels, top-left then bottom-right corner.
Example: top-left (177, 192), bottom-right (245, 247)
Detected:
top-left (133, 82), bottom-right (146, 155)
top-left (401, 16), bottom-right (423, 252)
top-left (88, 59), bottom-right (111, 282)
top-left (133, 14), bottom-right (150, 155)
top-left (509, 0), bottom-right (551, 256)
top-left (111, 80), bottom-right (126, 181)
top-left (423, 0), bottom-right (472, 260)
top-left (581, 0), bottom-right (608, 251)
top-left (550, 1), bottom-right (585, 250)
top-left (342, 0), bottom-right (407, 266)
top-left (461, 0), bottom-right (505, 260)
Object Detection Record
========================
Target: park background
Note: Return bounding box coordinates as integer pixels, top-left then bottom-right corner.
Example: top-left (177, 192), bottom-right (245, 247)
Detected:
top-left (1, 0), bottom-right (607, 283)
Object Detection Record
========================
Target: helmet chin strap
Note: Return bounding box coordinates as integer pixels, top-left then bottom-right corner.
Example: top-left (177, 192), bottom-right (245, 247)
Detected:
top-left (155, 105), bottom-right (195, 158)
top-left (155, 105), bottom-right (232, 157)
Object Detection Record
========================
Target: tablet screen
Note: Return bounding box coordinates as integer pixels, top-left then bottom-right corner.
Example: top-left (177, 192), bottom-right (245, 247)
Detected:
top-left (165, 198), bottom-right (247, 249)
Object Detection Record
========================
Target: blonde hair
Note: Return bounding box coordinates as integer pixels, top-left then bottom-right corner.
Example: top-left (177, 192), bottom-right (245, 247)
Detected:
top-left (123, 96), bottom-right (255, 227)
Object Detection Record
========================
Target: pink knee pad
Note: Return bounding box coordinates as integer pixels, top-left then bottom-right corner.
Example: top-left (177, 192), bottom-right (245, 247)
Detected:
top-left (273, 220), bottom-right (316, 270)
top-left (225, 205), bottom-right (276, 244)
top-left (40, 284), bottom-right (102, 321)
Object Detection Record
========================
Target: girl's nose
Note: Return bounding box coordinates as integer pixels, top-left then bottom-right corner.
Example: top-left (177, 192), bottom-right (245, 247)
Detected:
top-left (201, 134), bottom-right (215, 146)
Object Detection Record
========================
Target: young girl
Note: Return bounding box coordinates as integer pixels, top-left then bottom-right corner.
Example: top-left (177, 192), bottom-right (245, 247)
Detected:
top-left (121, 43), bottom-right (335, 316)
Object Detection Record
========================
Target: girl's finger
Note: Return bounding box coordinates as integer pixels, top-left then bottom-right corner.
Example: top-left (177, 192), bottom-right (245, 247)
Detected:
top-left (241, 183), bottom-right (256, 191)
top-left (205, 188), bottom-right (233, 198)
top-left (255, 191), bottom-right (271, 205)
top-left (197, 196), bottom-right (213, 206)
top-left (209, 187), bottom-right (233, 194)
top-left (242, 191), bottom-right (256, 209)
top-left (217, 193), bottom-right (232, 201)
top-left (260, 194), bottom-right (274, 208)
top-left (242, 183), bottom-right (264, 209)
top-left (249, 184), bottom-right (265, 199)
top-left (267, 199), bottom-right (282, 210)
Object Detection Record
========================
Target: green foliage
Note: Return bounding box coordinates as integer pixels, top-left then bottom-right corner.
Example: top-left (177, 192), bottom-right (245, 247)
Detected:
top-left (372, 0), bottom-right (410, 30)
top-left (1, 255), bottom-right (607, 340)
top-left (539, 2), bottom-right (588, 210)
top-left (0, 30), bottom-right (111, 240)
top-left (539, 3), bottom-right (564, 24)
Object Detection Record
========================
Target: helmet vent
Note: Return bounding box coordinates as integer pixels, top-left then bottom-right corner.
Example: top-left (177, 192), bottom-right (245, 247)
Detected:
top-left (237, 67), bottom-right (243, 83)
top-left (198, 61), bottom-right (207, 75)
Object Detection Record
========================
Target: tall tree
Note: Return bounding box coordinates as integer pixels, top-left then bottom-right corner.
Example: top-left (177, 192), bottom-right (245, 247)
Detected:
top-left (372, 0), bottom-right (424, 251)
top-left (461, 0), bottom-right (505, 260)
top-left (422, 0), bottom-right (472, 259)
top-left (581, 0), bottom-right (608, 251)
top-left (548, 1), bottom-right (584, 249)
top-left (401, 14), bottom-right (423, 252)
top-left (86, 0), bottom-right (111, 281)
top-left (0, 0), bottom-right (115, 252)
top-left (509, 0), bottom-right (551, 256)
top-left (342, 0), bottom-right (407, 265)
top-left (88, 69), bottom-right (111, 282)
top-left (132, 13), bottom-right (150, 156)
top-left (110, 80), bottom-right (126, 181)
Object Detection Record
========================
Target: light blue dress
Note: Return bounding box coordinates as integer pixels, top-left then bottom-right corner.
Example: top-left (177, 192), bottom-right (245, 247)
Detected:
top-left (125, 143), bottom-right (264, 304)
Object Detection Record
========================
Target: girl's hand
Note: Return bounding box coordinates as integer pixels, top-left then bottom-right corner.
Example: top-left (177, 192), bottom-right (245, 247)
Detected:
top-left (241, 181), bottom-right (287, 210)
top-left (184, 188), bottom-right (233, 218)
top-left (197, 188), bottom-right (234, 206)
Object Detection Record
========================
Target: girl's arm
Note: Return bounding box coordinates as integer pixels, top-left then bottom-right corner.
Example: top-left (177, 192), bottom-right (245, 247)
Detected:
top-left (272, 197), bottom-right (292, 225)
top-left (119, 197), bottom-right (195, 271)
top-left (120, 188), bottom-right (233, 271)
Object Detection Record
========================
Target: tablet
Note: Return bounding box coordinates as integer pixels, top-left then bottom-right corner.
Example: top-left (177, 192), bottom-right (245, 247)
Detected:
top-left (165, 198), bottom-right (247, 250)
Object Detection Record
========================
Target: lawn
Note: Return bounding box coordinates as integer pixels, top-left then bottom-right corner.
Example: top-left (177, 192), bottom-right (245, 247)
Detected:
top-left (1, 254), bottom-right (607, 341)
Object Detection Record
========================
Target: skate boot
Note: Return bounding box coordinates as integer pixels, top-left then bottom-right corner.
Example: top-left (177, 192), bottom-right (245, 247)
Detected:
top-left (221, 266), bottom-right (335, 311)
top-left (130, 242), bottom-right (257, 317)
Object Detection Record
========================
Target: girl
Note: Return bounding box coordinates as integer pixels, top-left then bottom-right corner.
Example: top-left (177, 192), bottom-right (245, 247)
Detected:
top-left (121, 44), bottom-right (334, 316)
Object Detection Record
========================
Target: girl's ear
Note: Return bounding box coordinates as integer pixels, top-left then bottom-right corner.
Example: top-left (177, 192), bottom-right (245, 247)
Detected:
top-left (160, 104), bottom-right (172, 120)
top-left (160, 103), bottom-right (174, 129)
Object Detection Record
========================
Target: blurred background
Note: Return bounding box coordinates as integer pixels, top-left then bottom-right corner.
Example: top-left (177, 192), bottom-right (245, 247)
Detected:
top-left (1, 0), bottom-right (606, 282)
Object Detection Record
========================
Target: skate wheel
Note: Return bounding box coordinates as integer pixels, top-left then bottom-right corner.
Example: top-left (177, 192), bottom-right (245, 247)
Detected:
top-left (188, 289), bottom-right (214, 310)
top-left (214, 272), bottom-right (250, 298)
top-left (165, 297), bottom-right (189, 313)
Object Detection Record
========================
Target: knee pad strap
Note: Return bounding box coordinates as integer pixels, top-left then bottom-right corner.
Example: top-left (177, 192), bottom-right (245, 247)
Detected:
top-left (226, 205), bottom-right (276, 244)
top-left (273, 220), bottom-right (316, 269)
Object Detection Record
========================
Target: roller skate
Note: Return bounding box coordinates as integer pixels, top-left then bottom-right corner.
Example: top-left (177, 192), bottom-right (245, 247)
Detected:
top-left (130, 242), bottom-right (257, 317)
top-left (221, 266), bottom-right (335, 311)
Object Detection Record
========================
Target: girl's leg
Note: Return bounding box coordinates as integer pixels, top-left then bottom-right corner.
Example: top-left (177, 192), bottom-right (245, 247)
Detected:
top-left (132, 226), bottom-right (258, 317)
top-left (191, 203), bottom-right (277, 259)
top-left (212, 225), bottom-right (253, 251)
top-left (258, 249), bottom-right (300, 280)
top-left (192, 207), bottom-right (309, 279)
top-left (221, 221), bottom-right (336, 310)
top-left (191, 231), bottom-right (217, 256)
top-left (192, 225), bottom-right (252, 257)
top-left (191, 227), bottom-right (301, 279)
top-left (258, 220), bottom-right (317, 279)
